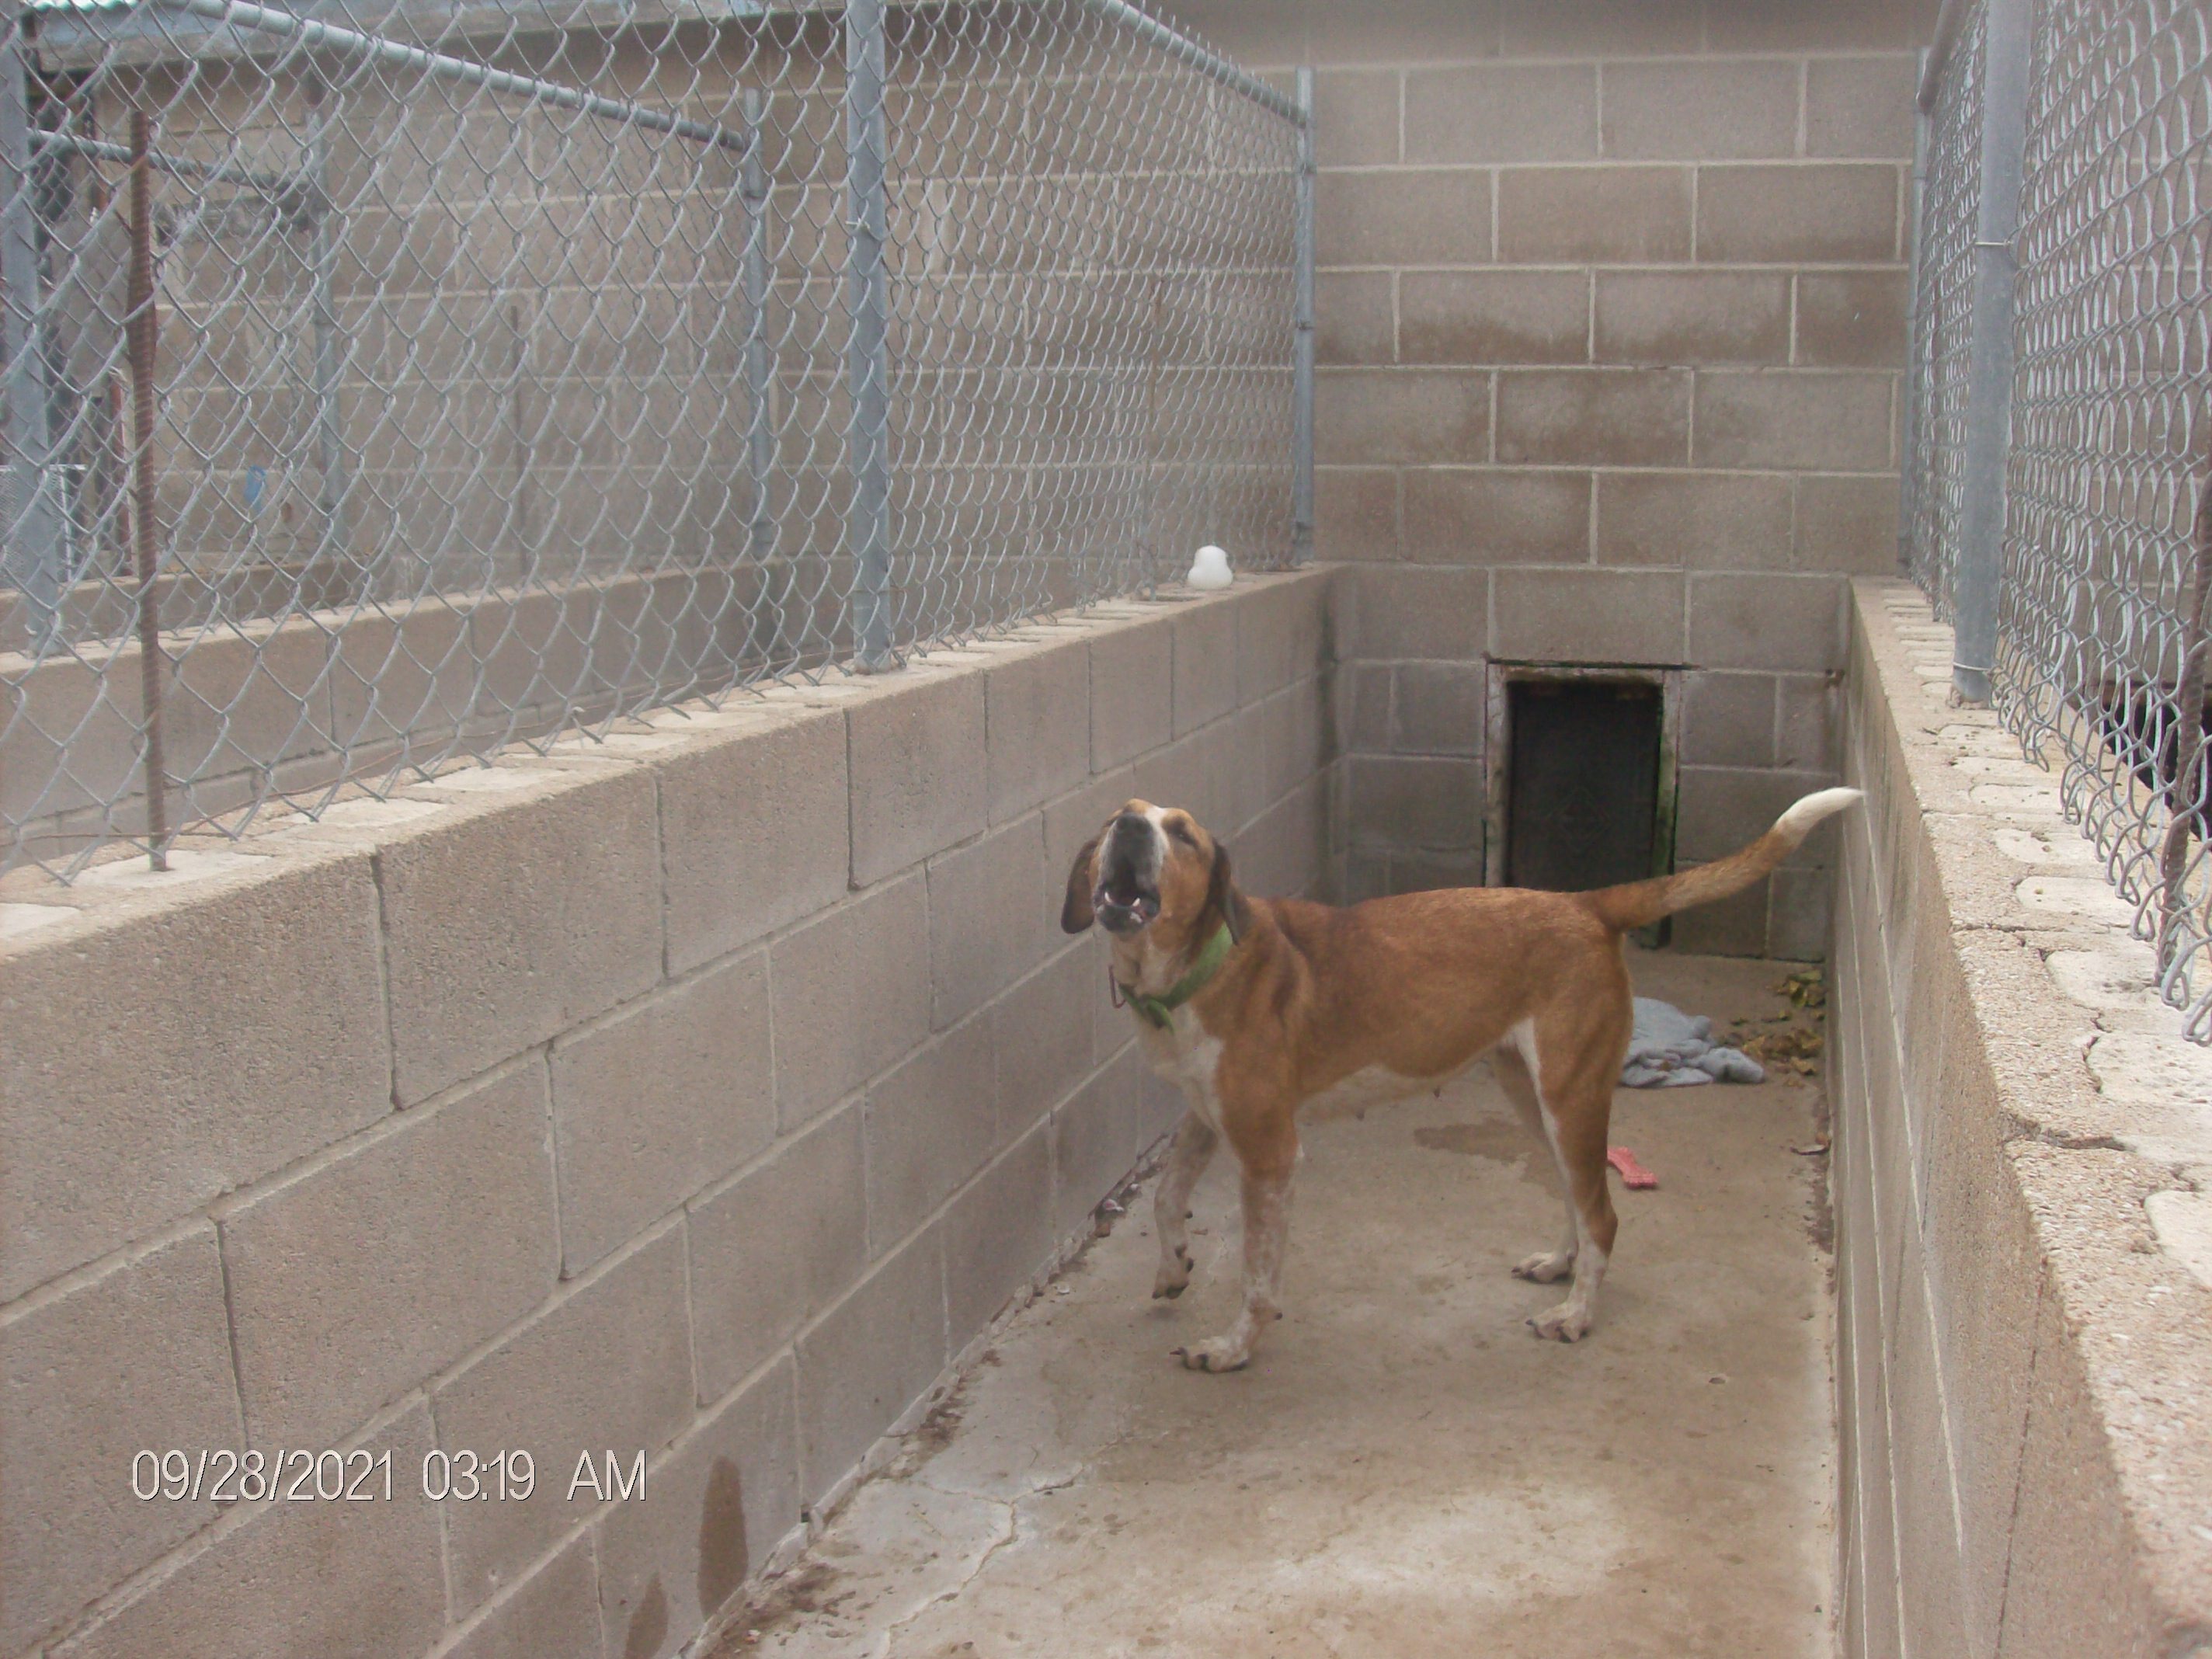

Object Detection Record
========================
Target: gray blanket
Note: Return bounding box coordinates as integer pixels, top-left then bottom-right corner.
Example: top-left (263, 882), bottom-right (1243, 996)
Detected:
top-left (1619, 997), bottom-right (1765, 1087)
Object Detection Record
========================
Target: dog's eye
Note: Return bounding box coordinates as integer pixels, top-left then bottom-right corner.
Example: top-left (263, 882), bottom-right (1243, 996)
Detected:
top-left (1167, 820), bottom-right (1198, 846)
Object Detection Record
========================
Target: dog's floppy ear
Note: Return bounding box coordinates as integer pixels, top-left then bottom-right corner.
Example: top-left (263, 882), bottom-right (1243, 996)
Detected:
top-left (1205, 840), bottom-right (1254, 942)
top-left (1060, 835), bottom-right (1101, 934)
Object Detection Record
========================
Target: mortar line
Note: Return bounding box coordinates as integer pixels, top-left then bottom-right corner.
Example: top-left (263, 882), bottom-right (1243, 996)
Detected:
top-left (368, 847), bottom-right (402, 1112)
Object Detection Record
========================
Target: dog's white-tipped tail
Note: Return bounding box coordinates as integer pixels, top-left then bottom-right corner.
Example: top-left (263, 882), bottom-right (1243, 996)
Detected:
top-left (1587, 786), bottom-right (1863, 932)
top-left (1775, 786), bottom-right (1864, 844)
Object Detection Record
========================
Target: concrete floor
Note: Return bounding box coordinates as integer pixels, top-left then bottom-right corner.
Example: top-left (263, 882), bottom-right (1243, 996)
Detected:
top-left (720, 953), bottom-right (1835, 1659)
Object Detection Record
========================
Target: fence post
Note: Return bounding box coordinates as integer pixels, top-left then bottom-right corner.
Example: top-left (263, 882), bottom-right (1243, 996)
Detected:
top-left (843, 0), bottom-right (893, 671)
top-left (742, 89), bottom-right (774, 572)
top-left (1896, 47), bottom-right (1932, 577)
top-left (1949, 0), bottom-right (2033, 704)
top-left (1290, 66), bottom-right (1314, 567)
top-left (2, 30), bottom-right (68, 649)
top-left (303, 71), bottom-right (351, 591)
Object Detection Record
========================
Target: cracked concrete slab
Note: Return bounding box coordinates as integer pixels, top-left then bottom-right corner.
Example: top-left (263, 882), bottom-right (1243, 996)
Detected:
top-left (711, 955), bottom-right (1835, 1659)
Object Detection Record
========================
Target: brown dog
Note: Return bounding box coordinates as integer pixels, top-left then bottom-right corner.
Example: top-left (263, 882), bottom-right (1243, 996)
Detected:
top-left (1060, 788), bottom-right (1859, 1370)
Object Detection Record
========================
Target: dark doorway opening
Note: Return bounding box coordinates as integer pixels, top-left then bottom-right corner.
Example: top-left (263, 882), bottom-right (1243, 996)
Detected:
top-left (1504, 678), bottom-right (1663, 894)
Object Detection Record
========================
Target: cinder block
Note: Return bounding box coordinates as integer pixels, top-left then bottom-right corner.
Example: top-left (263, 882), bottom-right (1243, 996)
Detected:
top-left (221, 1060), bottom-right (556, 1449)
top-left (440, 1533), bottom-right (600, 1659)
top-left (1718, 0), bottom-right (1926, 49)
top-left (1678, 765), bottom-right (1828, 861)
top-left (687, 1104), bottom-right (864, 1403)
top-left (551, 951), bottom-right (774, 1276)
top-left (864, 1013), bottom-right (997, 1252)
top-left (1496, 369), bottom-right (1690, 468)
top-left (1265, 679), bottom-right (1334, 810)
top-left (1797, 272), bottom-right (1910, 368)
top-left (847, 670), bottom-right (988, 886)
top-left (794, 1229), bottom-right (946, 1501)
top-left (1343, 663), bottom-right (1393, 752)
top-left (593, 1356), bottom-right (799, 1659)
top-left (1316, 370), bottom-right (1490, 466)
top-left (1694, 373), bottom-right (1894, 471)
top-left (1666, 868), bottom-right (1771, 955)
top-left (1492, 567), bottom-right (1687, 665)
top-left (1797, 473), bottom-right (1904, 573)
top-left (1595, 471), bottom-right (1795, 569)
top-left (1343, 565), bottom-right (1487, 662)
top-left (1173, 601), bottom-right (1241, 737)
top-left (1316, 271), bottom-right (1396, 366)
top-left (1593, 271), bottom-right (1790, 367)
top-left (0, 1224), bottom-right (243, 1655)
top-left (993, 945), bottom-right (1097, 1142)
top-left (1404, 64), bottom-right (1597, 163)
top-left (1049, 1051), bottom-right (1142, 1240)
top-left (1391, 663), bottom-right (1486, 756)
top-left (1689, 572), bottom-right (1848, 671)
top-left (1316, 168), bottom-right (1492, 266)
top-left (0, 842), bottom-right (391, 1301)
top-left (1311, 68), bottom-right (1399, 167)
top-left (943, 1125), bottom-right (1053, 1341)
top-left (1236, 576), bottom-right (1330, 704)
top-left (1806, 55), bottom-right (1917, 158)
top-left (1600, 59), bottom-right (1800, 159)
top-left (1697, 165), bottom-right (1901, 263)
top-left (1400, 270), bottom-right (1590, 367)
top-left (769, 871), bottom-right (930, 1131)
top-left (1769, 864), bottom-right (1837, 960)
top-left (1404, 468), bottom-right (1588, 565)
top-left (1497, 0), bottom-right (1702, 54)
top-left (1497, 166), bottom-right (1692, 263)
top-left (1089, 617), bottom-right (1175, 772)
top-left (1316, 466), bottom-right (1401, 560)
top-left (1135, 732), bottom-right (1221, 836)
top-left (1348, 754), bottom-right (1484, 850)
top-left (983, 644), bottom-right (1089, 826)
top-left (433, 1225), bottom-right (696, 1616)
top-left (659, 707), bottom-right (850, 976)
top-left (51, 1404), bottom-right (444, 1659)
top-left (379, 765), bottom-right (662, 1105)
top-left (1682, 671), bottom-right (1778, 768)
top-left (927, 816), bottom-right (1049, 1031)
top-left (1389, 847), bottom-right (1486, 895)
top-left (1777, 674), bottom-right (1838, 770)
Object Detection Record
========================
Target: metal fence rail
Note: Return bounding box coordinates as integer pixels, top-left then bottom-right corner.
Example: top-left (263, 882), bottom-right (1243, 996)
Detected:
top-left (1, 0), bottom-right (1306, 878)
top-left (1906, 0), bottom-right (2212, 1039)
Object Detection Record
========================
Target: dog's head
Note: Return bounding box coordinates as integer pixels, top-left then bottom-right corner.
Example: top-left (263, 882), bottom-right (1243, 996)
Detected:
top-left (1060, 799), bottom-right (1248, 950)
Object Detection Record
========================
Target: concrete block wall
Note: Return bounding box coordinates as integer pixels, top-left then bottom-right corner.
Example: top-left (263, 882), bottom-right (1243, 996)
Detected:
top-left (1171, 0), bottom-right (1929, 951)
top-left (1831, 580), bottom-right (2212, 1657)
top-left (0, 570), bottom-right (1338, 1659)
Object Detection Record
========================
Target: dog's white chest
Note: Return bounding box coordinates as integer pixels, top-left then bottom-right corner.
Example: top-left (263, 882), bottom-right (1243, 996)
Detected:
top-left (1136, 1006), bottom-right (1226, 1129)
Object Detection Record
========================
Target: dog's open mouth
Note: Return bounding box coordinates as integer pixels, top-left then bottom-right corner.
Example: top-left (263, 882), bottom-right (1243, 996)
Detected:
top-left (1094, 872), bottom-right (1159, 934)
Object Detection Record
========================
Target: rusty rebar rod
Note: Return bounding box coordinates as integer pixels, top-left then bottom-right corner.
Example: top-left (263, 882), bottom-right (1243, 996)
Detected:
top-left (127, 109), bottom-right (169, 870)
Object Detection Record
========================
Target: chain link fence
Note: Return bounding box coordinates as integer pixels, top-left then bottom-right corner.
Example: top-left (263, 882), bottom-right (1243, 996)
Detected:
top-left (1906, 0), bottom-right (2212, 1039)
top-left (1, 0), bottom-right (1306, 879)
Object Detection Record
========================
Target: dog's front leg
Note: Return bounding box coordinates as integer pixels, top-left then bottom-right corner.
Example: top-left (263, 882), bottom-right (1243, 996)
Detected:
top-left (1175, 1162), bottom-right (1292, 1373)
top-left (1153, 1111), bottom-right (1218, 1299)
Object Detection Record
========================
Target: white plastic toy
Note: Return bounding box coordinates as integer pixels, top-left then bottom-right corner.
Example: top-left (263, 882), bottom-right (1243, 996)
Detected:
top-left (1187, 544), bottom-right (1233, 590)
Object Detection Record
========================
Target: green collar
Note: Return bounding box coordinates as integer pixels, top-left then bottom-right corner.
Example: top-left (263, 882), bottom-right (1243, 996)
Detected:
top-left (1117, 923), bottom-right (1238, 1030)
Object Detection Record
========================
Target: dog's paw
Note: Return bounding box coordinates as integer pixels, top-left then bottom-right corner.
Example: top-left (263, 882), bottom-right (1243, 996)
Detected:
top-left (1171, 1337), bottom-right (1250, 1372)
top-left (1511, 1250), bottom-right (1574, 1284)
top-left (1526, 1302), bottom-right (1593, 1343)
top-left (1151, 1246), bottom-right (1192, 1300)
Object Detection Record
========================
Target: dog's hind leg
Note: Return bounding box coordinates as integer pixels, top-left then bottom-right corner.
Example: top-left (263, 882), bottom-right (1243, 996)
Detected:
top-left (1153, 1111), bottom-right (1218, 1300)
top-left (1494, 1043), bottom-right (1578, 1285)
top-left (1522, 1056), bottom-right (1619, 1344)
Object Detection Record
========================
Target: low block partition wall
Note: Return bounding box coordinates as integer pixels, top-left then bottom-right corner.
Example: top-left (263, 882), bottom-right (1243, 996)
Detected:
top-left (0, 570), bottom-right (1339, 1659)
top-left (1834, 579), bottom-right (2212, 1658)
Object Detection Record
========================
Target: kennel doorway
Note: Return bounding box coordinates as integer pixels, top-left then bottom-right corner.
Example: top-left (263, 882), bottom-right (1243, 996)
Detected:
top-left (1484, 665), bottom-right (1681, 929)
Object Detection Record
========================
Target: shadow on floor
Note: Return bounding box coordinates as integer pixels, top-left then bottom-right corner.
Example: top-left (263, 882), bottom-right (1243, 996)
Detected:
top-left (717, 951), bottom-right (1836, 1659)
